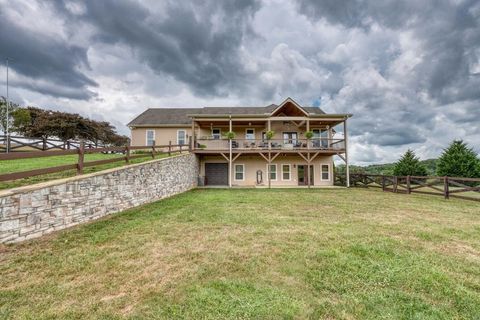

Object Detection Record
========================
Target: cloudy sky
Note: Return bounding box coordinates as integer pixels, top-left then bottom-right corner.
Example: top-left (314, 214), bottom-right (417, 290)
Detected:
top-left (1, 0), bottom-right (479, 165)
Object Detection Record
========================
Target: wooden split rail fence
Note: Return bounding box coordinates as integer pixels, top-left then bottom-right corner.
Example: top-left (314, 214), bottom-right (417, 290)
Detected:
top-left (339, 173), bottom-right (480, 202)
top-left (0, 135), bottom-right (100, 152)
top-left (0, 138), bottom-right (192, 183)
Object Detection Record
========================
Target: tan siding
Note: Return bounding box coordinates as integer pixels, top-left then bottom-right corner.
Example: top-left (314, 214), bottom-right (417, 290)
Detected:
top-left (200, 155), bottom-right (334, 186)
top-left (130, 127), bottom-right (192, 146)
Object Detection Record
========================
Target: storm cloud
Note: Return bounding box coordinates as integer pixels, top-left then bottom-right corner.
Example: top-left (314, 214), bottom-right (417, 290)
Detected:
top-left (0, 0), bottom-right (479, 164)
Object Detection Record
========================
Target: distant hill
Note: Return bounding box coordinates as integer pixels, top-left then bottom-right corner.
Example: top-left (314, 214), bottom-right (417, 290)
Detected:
top-left (336, 159), bottom-right (438, 176)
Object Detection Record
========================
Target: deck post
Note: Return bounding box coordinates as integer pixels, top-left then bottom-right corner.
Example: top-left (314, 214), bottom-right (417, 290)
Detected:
top-left (268, 151), bottom-right (271, 189)
top-left (344, 118), bottom-right (350, 187)
top-left (191, 117), bottom-right (195, 150)
top-left (229, 116), bottom-right (232, 188)
top-left (308, 152), bottom-right (311, 189)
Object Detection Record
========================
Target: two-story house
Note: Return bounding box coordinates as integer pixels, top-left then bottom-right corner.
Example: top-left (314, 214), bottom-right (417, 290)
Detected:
top-left (128, 98), bottom-right (352, 187)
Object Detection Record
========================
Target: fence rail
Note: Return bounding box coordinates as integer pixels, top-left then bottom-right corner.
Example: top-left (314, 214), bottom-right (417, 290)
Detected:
top-left (0, 138), bottom-right (192, 183)
top-left (339, 173), bottom-right (480, 202)
top-left (0, 135), bottom-right (99, 152)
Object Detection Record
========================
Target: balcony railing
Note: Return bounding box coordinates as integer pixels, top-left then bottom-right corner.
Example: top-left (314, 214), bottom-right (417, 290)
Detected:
top-left (194, 138), bottom-right (345, 151)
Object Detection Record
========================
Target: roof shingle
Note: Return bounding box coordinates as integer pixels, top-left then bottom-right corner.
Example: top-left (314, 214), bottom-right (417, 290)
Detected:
top-left (127, 104), bottom-right (325, 126)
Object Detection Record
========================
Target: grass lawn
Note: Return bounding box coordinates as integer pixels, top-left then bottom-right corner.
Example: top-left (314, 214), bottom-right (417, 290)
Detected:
top-left (0, 152), bottom-right (174, 190)
top-left (1, 188), bottom-right (479, 319)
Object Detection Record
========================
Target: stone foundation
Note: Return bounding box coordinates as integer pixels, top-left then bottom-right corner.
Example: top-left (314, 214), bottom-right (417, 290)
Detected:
top-left (0, 153), bottom-right (198, 243)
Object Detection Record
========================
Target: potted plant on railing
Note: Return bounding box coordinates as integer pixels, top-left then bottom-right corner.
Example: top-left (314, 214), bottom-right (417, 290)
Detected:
top-left (224, 131), bottom-right (236, 140)
top-left (265, 130), bottom-right (275, 140)
top-left (304, 131), bottom-right (314, 149)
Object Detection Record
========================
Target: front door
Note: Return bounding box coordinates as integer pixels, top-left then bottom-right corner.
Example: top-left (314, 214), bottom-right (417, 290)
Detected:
top-left (297, 165), bottom-right (314, 186)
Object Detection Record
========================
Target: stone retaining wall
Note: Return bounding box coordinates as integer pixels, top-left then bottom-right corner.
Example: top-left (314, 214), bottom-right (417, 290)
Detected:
top-left (0, 153), bottom-right (198, 243)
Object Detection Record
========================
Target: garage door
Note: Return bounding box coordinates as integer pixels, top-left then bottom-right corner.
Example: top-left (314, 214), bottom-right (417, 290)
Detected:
top-left (205, 163), bottom-right (228, 186)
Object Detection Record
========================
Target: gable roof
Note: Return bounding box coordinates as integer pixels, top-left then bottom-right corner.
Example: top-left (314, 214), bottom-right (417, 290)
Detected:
top-left (127, 101), bottom-right (327, 126)
top-left (270, 97), bottom-right (310, 116)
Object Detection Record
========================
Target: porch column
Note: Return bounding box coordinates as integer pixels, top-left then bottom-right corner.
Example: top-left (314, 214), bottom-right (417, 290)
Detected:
top-left (229, 116), bottom-right (232, 188)
top-left (267, 118), bottom-right (271, 151)
top-left (267, 118), bottom-right (271, 189)
top-left (344, 118), bottom-right (350, 187)
top-left (308, 152), bottom-right (311, 189)
top-left (306, 119), bottom-right (310, 150)
top-left (191, 117), bottom-right (195, 149)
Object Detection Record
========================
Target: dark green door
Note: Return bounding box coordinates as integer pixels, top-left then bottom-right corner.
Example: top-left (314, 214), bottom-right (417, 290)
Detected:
top-left (297, 165), bottom-right (314, 186)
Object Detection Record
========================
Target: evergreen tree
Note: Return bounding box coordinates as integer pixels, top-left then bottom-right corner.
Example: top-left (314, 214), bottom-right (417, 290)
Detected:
top-left (393, 149), bottom-right (428, 176)
top-left (436, 140), bottom-right (480, 178)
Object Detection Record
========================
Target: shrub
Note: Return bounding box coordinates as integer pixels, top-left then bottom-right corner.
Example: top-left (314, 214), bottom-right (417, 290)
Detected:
top-left (393, 149), bottom-right (427, 176)
top-left (436, 140), bottom-right (480, 178)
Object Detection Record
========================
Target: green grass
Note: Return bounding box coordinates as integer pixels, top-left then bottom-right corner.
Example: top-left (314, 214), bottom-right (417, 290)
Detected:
top-left (0, 152), bottom-right (173, 190)
top-left (1, 188), bottom-right (479, 319)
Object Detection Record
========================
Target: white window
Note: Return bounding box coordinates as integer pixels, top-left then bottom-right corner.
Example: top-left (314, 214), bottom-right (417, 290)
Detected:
top-left (321, 164), bottom-right (330, 181)
top-left (268, 164), bottom-right (277, 181)
top-left (177, 130), bottom-right (186, 145)
top-left (245, 128), bottom-right (255, 140)
top-left (234, 164), bottom-right (245, 181)
top-left (146, 130), bottom-right (155, 146)
top-left (212, 128), bottom-right (221, 140)
top-left (283, 132), bottom-right (298, 144)
top-left (282, 164), bottom-right (291, 181)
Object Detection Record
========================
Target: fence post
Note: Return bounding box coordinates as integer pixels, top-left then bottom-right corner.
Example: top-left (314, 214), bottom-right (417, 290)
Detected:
top-left (42, 137), bottom-right (47, 150)
top-left (168, 141), bottom-right (171, 156)
top-left (406, 175), bottom-right (411, 194)
top-left (382, 175), bottom-right (385, 191)
top-left (189, 136), bottom-right (192, 152)
top-left (444, 176), bottom-right (449, 199)
top-left (67, 141), bottom-right (70, 150)
top-left (6, 135), bottom-right (11, 153)
top-left (179, 143), bottom-right (182, 154)
top-left (125, 143), bottom-right (130, 164)
top-left (77, 141), bottom-right (84, 175)
top-left (151, 140), bottom-right (156, 159)
top-left (393, 176), bottom-right (398, 193)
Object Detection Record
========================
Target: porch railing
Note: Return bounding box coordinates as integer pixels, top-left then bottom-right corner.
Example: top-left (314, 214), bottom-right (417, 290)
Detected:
top-left (194, 138), bottom-right (345, 151)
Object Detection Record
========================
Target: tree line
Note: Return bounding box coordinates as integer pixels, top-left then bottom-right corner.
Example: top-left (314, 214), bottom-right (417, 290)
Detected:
top-left (392, 140), bottom-right (480, 178)
top-left (0, 97), bottom-right (129, 146)
top-left (337, 140), bottom-right (480, 179)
